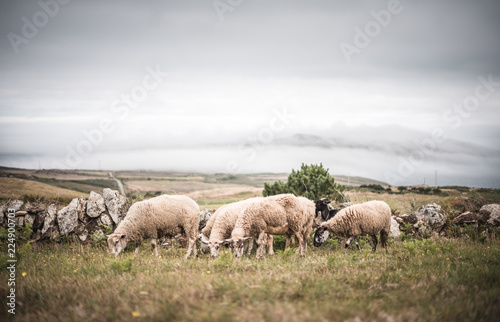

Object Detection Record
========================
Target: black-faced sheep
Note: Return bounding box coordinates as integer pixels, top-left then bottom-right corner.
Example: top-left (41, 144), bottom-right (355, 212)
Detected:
top-left (314, 198), bottom-right (341, 228)
top-left (107, 194), bottom-right (200, 259)
top-left (225, 194), bottom-right (315, 258)
top-left (313, 200), bottom-right (391, 253)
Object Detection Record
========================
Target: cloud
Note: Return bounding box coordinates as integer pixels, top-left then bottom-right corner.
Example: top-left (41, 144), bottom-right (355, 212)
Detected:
top-left (0, 0), bottom-right (499, 187)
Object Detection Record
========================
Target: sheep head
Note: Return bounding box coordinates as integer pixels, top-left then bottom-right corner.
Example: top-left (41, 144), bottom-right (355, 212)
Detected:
top-left (222, 237), bottom-right (252, 258)
top-left (198, 234), bottom-right (210, 253)
top-left (313, 226), bottom-right (330, 247)
top-left (107, 233), bottom-right (128, 256)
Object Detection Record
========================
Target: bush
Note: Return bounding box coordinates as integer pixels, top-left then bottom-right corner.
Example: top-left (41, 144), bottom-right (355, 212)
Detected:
top-left (360, 184), bottom-right (384, 191)
top-left (262, 163), bottom-right (348, 202)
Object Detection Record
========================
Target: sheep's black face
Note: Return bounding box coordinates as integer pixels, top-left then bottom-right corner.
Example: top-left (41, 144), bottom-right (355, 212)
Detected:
top-left (315, 198), bottom-right (330, 215)
top-left (313, 227), bottom-right (330, 247)
top-left (315, 198), bottom-right (334, 222)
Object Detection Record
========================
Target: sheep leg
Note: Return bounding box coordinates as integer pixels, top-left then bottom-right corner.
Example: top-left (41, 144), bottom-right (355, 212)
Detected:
top-left (354, 237), bottom-right (362, 253)
top-left (380, 230), bottom-right (389, 253)
top-left (344, 237), bottom-right (352, 254)
top-left (255, 231), bottom-right (267, 259)
top-left (134, 242), bottom-right (141, 255)
top-left (151, 238), bottom-right (159, 257)
top-left (246, 238), bottom-right (254, 255)
top-left (285, 235), bottom-right (291, 249)
top-left (185, 237), bottom-right (197, 259)
top-left (371, 234), bottom-right (378, 253)
top-left (294, 236), bottom-right (299, 248)
top-left (267, 235), bottom-right (274, 255)
top-left (294, 233), bottom-right (305, 257)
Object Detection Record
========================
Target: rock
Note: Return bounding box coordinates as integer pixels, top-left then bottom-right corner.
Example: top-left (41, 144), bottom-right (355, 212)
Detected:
top-left (57, 198), bottom-right (80, 235)
top-left (86, 191), bottom-right (106, 218)
top-left (24, 202), bottom-right (45, 214)
top-left (412, 203), bottom-right (447, 236)
top-left (75, 224), bottom-right (89, 242)
top-left (32, 212), bottom-right (45, 232)
top-left (25, 214), bottom-right (36, 226)
top-left (15, 216), bottom-right (24, 227)
top-left (199, 208), bottom-right (215, 231)
top-left (390, 216), bottom-right (401, 239)
top-left (77, 197), bottom-right (87, 222)
top-left (5, 200), bottom-right (23, 213)
top-left (0, 205), bottom-right (4, 225)
top-left (400, 213), bottom-right (417, 225)
top-left (479, 204), bottom-right (500, 227)
top-left (42, 204), bottom-right (57, 235)
top-left (98, 213), bottom-right (113, 227)
top-left (394, 217), bottom-right (404, 225)
top-left (103, 188), bottom-right (130, 224)
top-left (452, 211), bottom-right (480, 225)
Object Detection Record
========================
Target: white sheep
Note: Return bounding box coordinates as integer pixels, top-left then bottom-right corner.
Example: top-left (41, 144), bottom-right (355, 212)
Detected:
top-left (198, 210), bottom-right (219, 253)
top-left (201, 198), bottom-right (274, 258)
top-left (107, 194), bottom-right (200, 259)
top-left (225, 194), bottom-right (315, 258)
top-left (313, 200), bottom-right (391, 253)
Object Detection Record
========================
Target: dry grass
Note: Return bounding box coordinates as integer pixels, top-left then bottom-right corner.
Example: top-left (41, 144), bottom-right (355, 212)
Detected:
top-left (2, 238), bottom-right (499, 321)
top-left (125, 180), bottom-right (235, 193)
top-left (0, 177), bottom-right (88, 201)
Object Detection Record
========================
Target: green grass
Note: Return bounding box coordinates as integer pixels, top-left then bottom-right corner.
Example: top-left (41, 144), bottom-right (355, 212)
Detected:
top-left (1, 238), bottom-right (499, 321)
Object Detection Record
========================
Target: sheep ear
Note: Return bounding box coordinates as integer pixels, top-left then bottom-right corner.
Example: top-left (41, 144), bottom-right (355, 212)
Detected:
top-left (221, 239), bottom-right (233, 245)
top-left (241, 237), bottom-right (252, 241)
top-left (106, 235), bottom-right (112, 238)
top-left (200, 240), bottom-right (210, 245)
top-left (322, 199), bottom-right (330, 205)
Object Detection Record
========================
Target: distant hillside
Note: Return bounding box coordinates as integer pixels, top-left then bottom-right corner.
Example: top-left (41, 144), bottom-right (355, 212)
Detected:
top-left (333, 175), bottom-right (389, 187)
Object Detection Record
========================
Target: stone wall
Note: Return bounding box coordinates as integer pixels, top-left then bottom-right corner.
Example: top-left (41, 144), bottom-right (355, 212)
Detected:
top-left (0, 188), bottom-right (130, 242)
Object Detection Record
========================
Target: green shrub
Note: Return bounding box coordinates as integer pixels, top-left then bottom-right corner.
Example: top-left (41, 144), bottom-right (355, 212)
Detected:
top-left (18, 223), bottom-right (33, 241)
top-left (263, 163), bottom-right (348, 203)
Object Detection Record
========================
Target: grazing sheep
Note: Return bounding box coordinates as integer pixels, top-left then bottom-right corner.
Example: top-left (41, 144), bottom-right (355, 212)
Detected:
top-left (225, 194), bottom-right (315, 258)
top-left (201, 198), bottom-right (274, 258)
top-left (198, 210), bottom-right (219, 253)
top-left (199, 208), bottom-right (215, 231)
top-left (313, 200), bottom-right (391, 253)
top-left (107, 195), bottom-right (200, 259)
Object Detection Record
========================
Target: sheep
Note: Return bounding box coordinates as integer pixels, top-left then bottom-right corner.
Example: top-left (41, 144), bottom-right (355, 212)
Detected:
top-left (200, 198), bottom-right (274, 258)
top-left (198, 210), bottom-right (219, 253)
top-left (313, 200), bottom-right (391, 253)
top-left (224, 194), bottom-right (315, 258)
top-left (107, 194), bottom-right (200, 259)
top-left (314, 198), bottom-right (340, 228)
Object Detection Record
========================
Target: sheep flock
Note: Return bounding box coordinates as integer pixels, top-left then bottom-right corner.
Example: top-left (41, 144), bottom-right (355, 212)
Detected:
top-left (107, 193), bottom-right (393, 258)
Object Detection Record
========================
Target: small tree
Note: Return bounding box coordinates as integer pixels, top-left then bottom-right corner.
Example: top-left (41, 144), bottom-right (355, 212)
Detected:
top-left (397, 186), bottom-right (407, 193)
top-left (262, 163), bottom-right (348, 202)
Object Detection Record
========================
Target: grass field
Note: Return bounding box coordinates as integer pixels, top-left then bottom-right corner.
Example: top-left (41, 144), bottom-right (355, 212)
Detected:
top-left (1, 237), bottom-right (498, 321)
top-left (1, 168), bottom-right (499, 321)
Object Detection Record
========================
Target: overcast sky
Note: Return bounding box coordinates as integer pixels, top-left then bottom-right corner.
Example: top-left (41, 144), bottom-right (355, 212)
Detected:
top-left (0, 0), bottom-right (499, 187)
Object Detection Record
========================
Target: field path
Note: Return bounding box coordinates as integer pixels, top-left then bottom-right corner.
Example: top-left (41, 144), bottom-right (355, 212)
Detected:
top-left (109, 172), bottom-right (126, 195)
